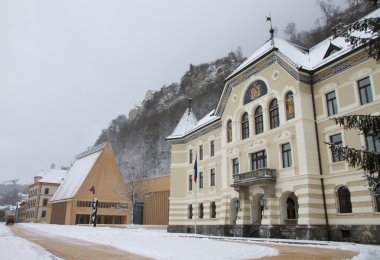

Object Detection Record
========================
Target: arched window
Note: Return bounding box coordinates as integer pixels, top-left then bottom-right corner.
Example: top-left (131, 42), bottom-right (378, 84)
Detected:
top-left (227, 120), bottom-right (232, 143)
top-left (241, 112), bottom-right (249, 139)
top-left (255, 106), bottom-right (263, 134)
top-left (285, 91), bottom-right (295, 120)
top-left (269, 99), bottom-right (279, 129)
top-left (337, 186), bottom-right (352, 213)
top-left (287, 197), bottom-right (296, 219)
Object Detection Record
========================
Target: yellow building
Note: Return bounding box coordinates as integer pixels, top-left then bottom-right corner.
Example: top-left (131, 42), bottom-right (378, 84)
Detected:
top-left (26, 168), bottom-right (67, 223)
top-left (167, 9), bottom-right (380, 243)
top-left (48, 143), bottom-right (129, 225)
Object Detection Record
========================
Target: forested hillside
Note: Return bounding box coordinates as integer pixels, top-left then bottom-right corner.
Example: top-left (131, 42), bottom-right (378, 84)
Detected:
top-left (95, 50), bottom-right (245, 180)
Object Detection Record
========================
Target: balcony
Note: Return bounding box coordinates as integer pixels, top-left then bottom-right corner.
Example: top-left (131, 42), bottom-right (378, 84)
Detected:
top-left (231, 169), bottom-right (276, 187)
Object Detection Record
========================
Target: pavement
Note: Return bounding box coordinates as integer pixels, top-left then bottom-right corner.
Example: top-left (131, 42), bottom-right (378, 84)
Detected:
top-left (10, 225), bottom-right (358, 260)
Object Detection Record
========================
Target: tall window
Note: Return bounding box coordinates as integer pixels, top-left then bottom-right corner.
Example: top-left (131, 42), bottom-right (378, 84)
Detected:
top-left (210, 168), bottom-right (215, 187)
top-left (366, 132), bottom-right (380, 153)
top-left (326, 91), bottom-right (338, 116)
top-left (330, 134), bottom-right (344, 162)
top-left (199, 145), bottom-right (203, 160)
top-left (188, 175), bottom-right (192, 191)
top-left (210, 202), bottom-right (216, 218)
top-left (42, 199), bottom-right (48, 206)
top-left (255, 106), bottom-right (263, 134)
top-left (358, 77), bottom-right (373, 105)
top-left (282, 143), bottom-right (292, 168)
top-left (227, 120), bottom-right (232, 143)
top-left (251, 150), bottom-right (267, 170)
top-left (44, 188), bottom-right (49, 195)
top-left (269, 99), bottom-right (279, 129)
top-left (41, 210), bottom-right (46, 218)
top-left (199, 172), bottom-right (203, 189)
top-left (241, 112), bottom-right (249, 139)
top-left (199, 203), bottom-right (204, 219)
top-left (337, 186), bottom-right (352, 213)
top-left (188, 204), bottom-right (193, 219)
top-left (189, 149), bottom-right (193, 164)
top-left (210, 140), bottom-right (215, 156)
top-left (232, 158), bottom-right (239, 175)
top-left (285, 91), bottom-right (295, 120)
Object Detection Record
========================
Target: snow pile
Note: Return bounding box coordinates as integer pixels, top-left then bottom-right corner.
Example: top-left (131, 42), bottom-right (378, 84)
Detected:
top-left (0, 223), bottom-right (60, 260)
top-left (20, 223), bottom-right (278, 260)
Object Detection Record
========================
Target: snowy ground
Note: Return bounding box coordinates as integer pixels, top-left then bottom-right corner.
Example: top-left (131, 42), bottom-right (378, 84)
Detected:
top-left (0, 223), bottom-right (61, 260)
top-left (5, 223), bottom-right (380, 259)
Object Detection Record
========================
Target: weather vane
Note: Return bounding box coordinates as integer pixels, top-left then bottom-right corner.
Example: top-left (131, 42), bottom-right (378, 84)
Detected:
top-left (266, 12), bottom-right (275, 46)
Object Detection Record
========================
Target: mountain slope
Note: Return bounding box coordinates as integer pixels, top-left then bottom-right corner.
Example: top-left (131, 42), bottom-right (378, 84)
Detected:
top-left (95, 50), bottom-right (245, 180)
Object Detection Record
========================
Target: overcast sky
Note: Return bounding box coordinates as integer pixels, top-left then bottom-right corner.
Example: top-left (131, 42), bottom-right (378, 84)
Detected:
top-left (0, 0), bottom-right (347, 184)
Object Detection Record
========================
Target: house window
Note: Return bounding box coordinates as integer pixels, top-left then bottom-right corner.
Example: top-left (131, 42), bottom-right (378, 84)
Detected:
top-left (188, 175), bottom-right (192, 191)
top-left (198, 203), bottom-right (204, 219)
top-left (251, 150), bottom-right (267, 170)
top-left (210, 140), bottom-right (215, 156)
top-left (358, 77), bottom-right (373, 105)
top-left (282, 143), bottom-right (292, 168)
top-left (241, 112), bottom-right (249, 139)
top-left (189, 149), bottom-right (193, 164)
top-left (255, 106), bottom-right (263, 134)
top-left (232, 158), bottom-right (239, 175)
top-left (188, 204), bottom-right (193, 219)
top-left (227, 120), bottom-right (232, 143)
top-left (199, 145), bottom-right (203, 160)
top-left (41, 210), bottom-right (46, 218)
top-left (199, 172), bottom-right (203, 189)
top-left (326, 91), bottom-right (338, 116)
top-left (44, 188), bottom-right (49, 195)
top-left (366, 133), bottom-right (380, 153)
top-left (337, 186), bottom-right (352, 213)
top-left (210, 168), bottom-right (215, 187)
top-left (330, 133), bottom-right (344, 162)
top-left (210, 202), bottom-right (216, 218)
top-left (42, 199), bottom-right (48, 206)
top-left (269, 99), bottom-right (279, 129)
top-left (285, 91), bottom-right (295, 120)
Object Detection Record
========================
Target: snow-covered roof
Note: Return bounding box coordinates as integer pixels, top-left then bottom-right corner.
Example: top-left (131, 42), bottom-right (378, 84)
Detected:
top-left (228, 7), bottom-right (379, 79)
top-left (167, 109), bottom-right (220, 140)
top-left (51, 144), bottom-right (105, 202)
top-left (37, 169), bottom-right (67, 184)
top-left (167, 110), bottom-right (198, 139)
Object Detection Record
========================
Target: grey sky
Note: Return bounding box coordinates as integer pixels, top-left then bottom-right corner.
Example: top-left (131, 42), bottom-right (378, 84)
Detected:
top-left (0, 0), bottom-right (347, 184)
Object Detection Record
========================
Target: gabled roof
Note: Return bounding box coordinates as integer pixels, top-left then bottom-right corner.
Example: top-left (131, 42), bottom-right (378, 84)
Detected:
top-left (228, 7), bottom-right (379, 80)
top-left (38, 169), bottom-right (67, 184)
top-left (167, 109), bottom-right (220, 140)
top-left (50, 143), bottom-right (106, 202)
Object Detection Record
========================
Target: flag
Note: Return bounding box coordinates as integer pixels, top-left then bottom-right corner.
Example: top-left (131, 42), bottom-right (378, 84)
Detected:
top-left (89, 185), bottom-right (95, 194)
top-left (193, 155), bottom-right (197, 183)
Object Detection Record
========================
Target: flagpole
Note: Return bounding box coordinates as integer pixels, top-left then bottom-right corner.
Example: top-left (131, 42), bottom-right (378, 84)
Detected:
top-left (194, 153), bottom-right (197, 235)
top-left (195, 173), bottom-right (197, 235)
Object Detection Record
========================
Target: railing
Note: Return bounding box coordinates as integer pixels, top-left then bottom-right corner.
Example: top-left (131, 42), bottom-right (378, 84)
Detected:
top-left (284, 219), bottom-right (297, 226)
top-left (232, 169), bottom-right (276, 187)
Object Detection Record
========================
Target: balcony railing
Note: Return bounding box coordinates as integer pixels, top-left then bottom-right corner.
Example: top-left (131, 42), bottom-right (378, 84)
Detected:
top-left (232, 168), bottom-right (276, 187)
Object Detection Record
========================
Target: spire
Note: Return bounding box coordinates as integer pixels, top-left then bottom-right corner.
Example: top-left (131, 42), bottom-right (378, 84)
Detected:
top-left (266, 13), bottom-right (274, 46)
top-left (188, 98), bottom-right (192, 116)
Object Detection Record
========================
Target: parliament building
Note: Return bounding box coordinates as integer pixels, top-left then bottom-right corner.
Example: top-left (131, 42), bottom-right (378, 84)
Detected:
top-left (166, 9), bottom-right (380, 243)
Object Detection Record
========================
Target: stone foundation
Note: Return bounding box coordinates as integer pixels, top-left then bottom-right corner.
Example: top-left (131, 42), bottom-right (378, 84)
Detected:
top-left (168, 224), bottom-right (380, 244)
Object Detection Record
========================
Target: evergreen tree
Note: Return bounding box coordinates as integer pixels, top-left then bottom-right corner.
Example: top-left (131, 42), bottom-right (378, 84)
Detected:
top-left (337, 0), bottom-right (380, 62)
top-left (326, 115), bottom-right (380, 196)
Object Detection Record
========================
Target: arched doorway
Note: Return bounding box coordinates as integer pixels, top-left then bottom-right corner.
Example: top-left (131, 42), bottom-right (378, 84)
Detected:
top-left (280, 192), bottom-right (298, 225)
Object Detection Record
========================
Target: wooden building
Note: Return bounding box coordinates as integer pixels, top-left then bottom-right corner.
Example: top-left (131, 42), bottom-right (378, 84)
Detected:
top-left (48, 143), bottom-right (129, 225)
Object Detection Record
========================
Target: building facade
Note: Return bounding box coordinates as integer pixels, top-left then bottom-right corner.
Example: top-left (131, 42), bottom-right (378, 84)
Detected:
top-left (25, 168), bottom-right (67, 223)
top-left (167, 9), bottom-right (380, 243)
top-left (48, 143), bottom-right (129, 225)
